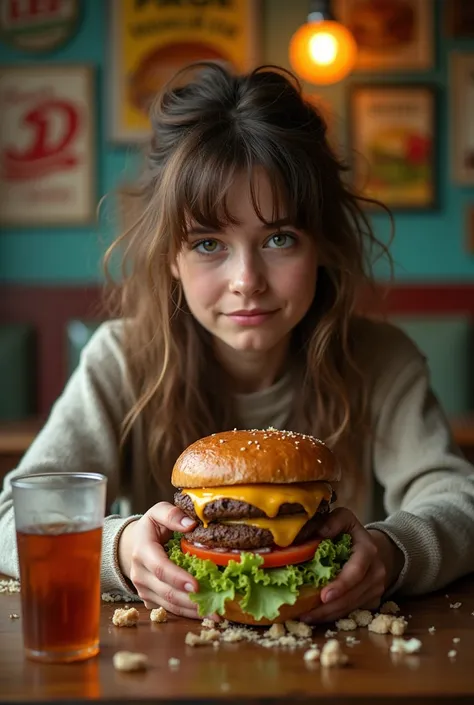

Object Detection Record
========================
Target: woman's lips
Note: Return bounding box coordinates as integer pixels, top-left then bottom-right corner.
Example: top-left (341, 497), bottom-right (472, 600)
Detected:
top-left (225, 309), bottom-right (279, 326)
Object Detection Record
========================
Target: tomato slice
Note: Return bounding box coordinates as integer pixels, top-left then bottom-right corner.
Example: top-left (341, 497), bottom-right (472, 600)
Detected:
top-left (180, 537), bottom-right (321, 568)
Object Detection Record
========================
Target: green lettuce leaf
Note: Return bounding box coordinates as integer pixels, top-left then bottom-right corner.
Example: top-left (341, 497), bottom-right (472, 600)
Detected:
top-left (166, 533), bottom-right (351, 621)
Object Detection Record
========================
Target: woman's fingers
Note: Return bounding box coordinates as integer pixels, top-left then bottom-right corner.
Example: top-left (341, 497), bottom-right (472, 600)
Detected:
top-left (138, 577), bottom-right (200, 613)
top-left (320, 539), bottom-right (375, 604)
top-left (139, 588), bottom-right (201, 620)
top-left (131, 542), bottom-right (198, 594)
top-left (147, 501), bottom-right (197, 533)
top-left (301, 582), bottom-right (377, 624)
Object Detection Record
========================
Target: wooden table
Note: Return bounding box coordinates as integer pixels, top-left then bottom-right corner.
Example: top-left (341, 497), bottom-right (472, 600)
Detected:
top-left (1, 574), bottom-right (474, 704)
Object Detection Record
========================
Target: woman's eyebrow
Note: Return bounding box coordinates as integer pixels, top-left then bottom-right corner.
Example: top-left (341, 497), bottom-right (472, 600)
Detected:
top-left (187, 225), bottom-right (220, 236)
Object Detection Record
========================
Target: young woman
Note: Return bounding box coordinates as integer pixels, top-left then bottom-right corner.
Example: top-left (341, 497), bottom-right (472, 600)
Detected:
top-left (1, 63), bottom-right (473, 623)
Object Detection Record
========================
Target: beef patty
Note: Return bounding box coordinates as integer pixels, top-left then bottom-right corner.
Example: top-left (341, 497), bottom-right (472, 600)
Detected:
top-left (184, 512), bottom-right (323, 550)
top-left (174, 490), bottom-right (330, 523)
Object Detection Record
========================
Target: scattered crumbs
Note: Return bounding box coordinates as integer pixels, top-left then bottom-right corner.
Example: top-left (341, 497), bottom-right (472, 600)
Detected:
top-left (185, 622), bottom-right (312, 650)
top-left (247, 440), bottom-right (253, 445)
top-left (201, 617), bottom-right (215, 629)
top-left (285, 620), bottom-right (312, 638)
top-left (9, 613), bottom-right (19, 620)
top-left (428, 626), bottom-right (436, 634)
top-left (335, 618), bottom-right (357, 632)
top-left (168, 657), bottom-right (180, 669)
top-left (390, 617), bottom-right (408, 637)
top-left (240, 447), bottom-right (246, 451)
top-left (345, 636), bottom-right (360, 646)
top-left (112, 607), bottom-right (140, 627)
top-left (113, 651), bottom-right (148, 672)
top-left (102, 591), bottom-right (138, 603)
top-left (445, 594), bottom-right (450, 599)
top-left (266, 623), bottom-right (286, 639)
top-left (448, 650), bottom-right (457, 659)
top-left (219, 439), bottom-right (225, 444)
top-left (380, 601), bottom-right (400, 615)
top-left (450, 602), bottom-right (462, 609)
top-left (320, 639), bottom-right (348, 667)
top-left (390, 638), bottom-right (422, 655)
top-left (303, 646), bottom-right (320, 662)
top-left (219, 619), bottom-right (230, 630)
top-left (453, 637), bottom-right (460, 644)
top-left (150, 607), bottom-right (167, 623)
top-left (325, 629), bottom-right (337, 638)
top-left (349, 609), bottom-right (373, 627)
top-left (368, 614), bottom-right (395, 635)
top-left (0, 579), bottom-right (20, 594)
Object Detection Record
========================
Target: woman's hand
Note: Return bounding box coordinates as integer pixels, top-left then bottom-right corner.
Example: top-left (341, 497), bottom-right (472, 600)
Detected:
top-left (301, 508), bottom-right (404, 624)
top-left (117, 502), bottom-right (202, 619)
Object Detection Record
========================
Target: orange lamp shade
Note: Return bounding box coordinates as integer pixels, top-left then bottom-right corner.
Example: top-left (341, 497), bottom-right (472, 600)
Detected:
top-left (289, 20), bottom-right (357, 85)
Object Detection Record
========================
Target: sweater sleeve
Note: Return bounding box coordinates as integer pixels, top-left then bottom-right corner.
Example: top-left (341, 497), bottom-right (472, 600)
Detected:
top-left (0, 321), bottom-right (140, 596)
top-left (365, 343), bottom-right (474, 596)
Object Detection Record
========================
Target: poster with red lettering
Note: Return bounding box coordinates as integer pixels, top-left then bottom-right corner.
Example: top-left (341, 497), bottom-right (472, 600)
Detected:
top-left (0, 64), bottom-right (96, 227)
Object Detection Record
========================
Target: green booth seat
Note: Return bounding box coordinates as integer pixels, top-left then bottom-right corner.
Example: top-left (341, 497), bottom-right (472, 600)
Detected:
top-left (0, 323), bottom-right (36, 421)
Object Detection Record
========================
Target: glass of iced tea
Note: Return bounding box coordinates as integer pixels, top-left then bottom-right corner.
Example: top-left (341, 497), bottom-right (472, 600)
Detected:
top-left (11, 472), bottom-right (107, 664)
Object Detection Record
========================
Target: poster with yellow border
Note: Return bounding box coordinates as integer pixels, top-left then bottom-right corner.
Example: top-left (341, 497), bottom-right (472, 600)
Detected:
top-left (109, 0), bottom-right (261, 142)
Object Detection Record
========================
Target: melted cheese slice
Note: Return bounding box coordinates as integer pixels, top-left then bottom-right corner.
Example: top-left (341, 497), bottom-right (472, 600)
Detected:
top-left (182, 481), bottom-right (331, 528)
top-left (222, 514), bottom-right (310, 548)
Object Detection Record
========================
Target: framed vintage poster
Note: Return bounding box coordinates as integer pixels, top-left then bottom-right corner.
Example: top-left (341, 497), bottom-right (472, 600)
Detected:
top-left (349, 84), bottom-right (437, 211)
top-left (108, 0), bottom-right (261, 143)
top-left (0, 64), bottom-right (96, 227)
top-left (334, 0), bottom-right (434, 71)
top-left (450, 53), bottom-right (474, 186)
top-left (0, 0), bottom-right (81, 53)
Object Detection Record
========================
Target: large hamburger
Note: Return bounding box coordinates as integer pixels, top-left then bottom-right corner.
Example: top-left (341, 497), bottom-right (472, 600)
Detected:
top-left (167, 428), bottom-right (350, 625)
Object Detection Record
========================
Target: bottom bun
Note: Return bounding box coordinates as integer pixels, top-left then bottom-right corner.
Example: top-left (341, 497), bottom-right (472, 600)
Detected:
top-left (221, 586), bottom-right (322, 626)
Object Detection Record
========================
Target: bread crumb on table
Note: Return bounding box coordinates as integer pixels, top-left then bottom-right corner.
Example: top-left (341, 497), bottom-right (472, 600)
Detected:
top-left (266, 624), bottom-right (286, 639)
top-left (325, 629), bottom-right (337, 638)
top-left (448, 650), bottom-right (457, 659)
top-left (303, 646), bottom-right (320, 662)
top-left (9, 613), bottom-right (19, 619)
top-left (113, 651), bottom-right (148, 672)
top-left (380, 601), bottom-right (400, 615)
top-left (428, 626), bottom-right (436, 634)
top-left (112, 607), bottom-right (140, 627)
top-left (201, 618), bottom-right (215, 629)
top-left (348, 609), bottom-right (373, 627)
top-left (168, 657), bottom-right (180, 669)
top-left (285, 620), bottom-right (312, 638)
top-left (390, 638), bottom-right (421, 655)
top-left (320, 639), bottom-right (348, 667)
top-left (450, 602), bottom-right (462, 609)
top-left (335, 618), bottom-right (357, 632)
top-left (150, 607), bottom-right (167, 623)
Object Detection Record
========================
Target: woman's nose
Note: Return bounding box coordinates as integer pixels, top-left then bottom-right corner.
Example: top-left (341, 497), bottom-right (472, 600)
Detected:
top-left (228, 253), bottom-right (267, 297)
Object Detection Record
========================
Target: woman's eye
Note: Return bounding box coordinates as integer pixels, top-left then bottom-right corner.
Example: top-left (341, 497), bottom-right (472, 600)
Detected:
top-left (266, 232), bottom-right (296, 249)
top-left (193, 239), bottom-right (222, 254)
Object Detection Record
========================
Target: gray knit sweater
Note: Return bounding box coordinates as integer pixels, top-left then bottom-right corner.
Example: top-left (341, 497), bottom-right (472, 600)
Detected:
top-left (1, 318), bottom-right (473, 597)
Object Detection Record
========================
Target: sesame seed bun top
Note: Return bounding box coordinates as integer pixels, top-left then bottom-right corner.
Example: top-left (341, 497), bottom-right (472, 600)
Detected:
top-left (171, 428), bottom-right (340, 488)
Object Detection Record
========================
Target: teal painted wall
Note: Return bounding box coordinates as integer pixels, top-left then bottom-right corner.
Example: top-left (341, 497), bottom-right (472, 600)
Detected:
top-left (0, 0), bottom-right (473, 284)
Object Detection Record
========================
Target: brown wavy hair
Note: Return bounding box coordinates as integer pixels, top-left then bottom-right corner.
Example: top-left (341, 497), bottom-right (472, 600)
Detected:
top-left (104, 62), bottom-right (393, 496)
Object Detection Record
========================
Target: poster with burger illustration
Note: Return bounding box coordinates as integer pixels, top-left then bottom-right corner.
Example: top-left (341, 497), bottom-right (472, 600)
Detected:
top-left (108, 0), bottom-right (260, 143)
top-left (334, 0), bottom-right (433, 71)
top-left (350, 84), bottom-right (436, 210)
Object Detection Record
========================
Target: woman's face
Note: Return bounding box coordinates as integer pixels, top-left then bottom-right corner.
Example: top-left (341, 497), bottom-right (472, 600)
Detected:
top-left (171, 170), bottom-right (318, 358)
